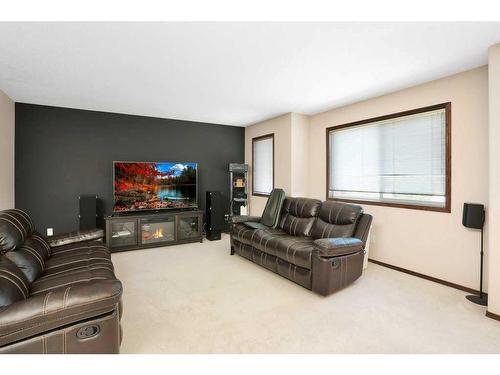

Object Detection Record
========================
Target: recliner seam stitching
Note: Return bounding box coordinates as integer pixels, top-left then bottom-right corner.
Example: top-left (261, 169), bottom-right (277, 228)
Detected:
top-left (2, 213), bottom-right (28, 241)
top-left (30, 277), bottom-right (109, 295)
top-left (0, 274), bottom-right (28, 299)
top-left (0, 302), bottom-right (119, 340)
top-left (0, 292), bottom-right (121, 328)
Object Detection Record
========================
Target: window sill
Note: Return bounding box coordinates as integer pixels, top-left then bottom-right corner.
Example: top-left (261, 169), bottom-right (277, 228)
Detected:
top-left (252, 192), bottom-right (271, 197)
top-left (327, 197), bottom-right (451, 213)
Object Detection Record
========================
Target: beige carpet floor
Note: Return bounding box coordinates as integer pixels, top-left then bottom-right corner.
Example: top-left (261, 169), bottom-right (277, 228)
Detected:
top-left (112, 234), bottom-right (500, 353)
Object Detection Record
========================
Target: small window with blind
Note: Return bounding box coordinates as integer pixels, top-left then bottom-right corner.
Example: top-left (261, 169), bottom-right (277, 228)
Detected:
top-left (252, 133), bottom-right (274, 196)
top-left (327, 103), bottom-right (451, 212)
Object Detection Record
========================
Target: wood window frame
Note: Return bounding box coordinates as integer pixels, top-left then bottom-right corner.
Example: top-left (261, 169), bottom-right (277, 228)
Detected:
top-left (252, 133), bottom-right (275, 197)
top-left (326, 102), bottom-right (452, 213)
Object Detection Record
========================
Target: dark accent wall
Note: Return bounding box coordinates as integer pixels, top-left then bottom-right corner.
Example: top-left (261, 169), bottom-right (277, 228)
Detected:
top-left (15, 103), bottom-right (244, 234)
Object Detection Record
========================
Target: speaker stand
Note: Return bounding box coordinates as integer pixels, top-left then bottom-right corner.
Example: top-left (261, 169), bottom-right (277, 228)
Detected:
top-left (466, 227), bottom-right (487, 306)
top-left (465, 294), bottom-right (488, 306)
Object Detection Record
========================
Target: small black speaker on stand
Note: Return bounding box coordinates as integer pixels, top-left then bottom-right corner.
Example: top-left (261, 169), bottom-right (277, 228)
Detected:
top-left (206, 191), bottom-right (222, 241)
top-left (462, 203), bottom-right (487, 306)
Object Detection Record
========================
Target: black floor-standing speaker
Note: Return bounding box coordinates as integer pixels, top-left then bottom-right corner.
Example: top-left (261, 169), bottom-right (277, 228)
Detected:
top-left (462, 203), bottom-right (487, 306)
top-left (206, 191), bottom-right (222, 241)
top-left (79, 195), bottom-right (98, 230)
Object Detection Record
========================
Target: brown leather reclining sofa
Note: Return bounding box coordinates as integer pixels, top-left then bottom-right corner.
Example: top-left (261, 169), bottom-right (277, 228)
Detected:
top-left (230, 198), bottom-right (372, 296)
top-left (0, 209), bottom-right (122, 354)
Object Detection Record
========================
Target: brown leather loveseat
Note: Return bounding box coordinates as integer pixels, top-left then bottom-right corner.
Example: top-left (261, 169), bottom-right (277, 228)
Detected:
top-left (230, 198), bottom-right (372, 296)
top-left (0, 209), bottom-right (122, 354)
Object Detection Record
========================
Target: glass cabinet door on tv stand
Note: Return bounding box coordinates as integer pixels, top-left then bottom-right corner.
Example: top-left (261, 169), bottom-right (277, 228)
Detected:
top-left (177, 213), bottom-right (202, 240)
top-left (107, 218), bottom-right (138, 249)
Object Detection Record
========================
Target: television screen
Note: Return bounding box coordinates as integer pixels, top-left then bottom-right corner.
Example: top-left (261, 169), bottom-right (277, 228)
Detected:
top-left (113, 161), bottom-right (198, 212)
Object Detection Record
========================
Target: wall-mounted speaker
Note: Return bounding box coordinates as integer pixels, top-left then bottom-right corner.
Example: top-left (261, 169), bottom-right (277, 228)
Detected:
top-left (79, 195), bottom-right (98, 230)
top-left (206, 191), bottom-right (222, 241)
top-left (462, 203), bottom-right (485, 229)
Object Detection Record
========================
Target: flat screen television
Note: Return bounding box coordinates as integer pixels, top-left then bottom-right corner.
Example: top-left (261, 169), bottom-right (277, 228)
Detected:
top-left (113, 161), bottom-right (198, 212)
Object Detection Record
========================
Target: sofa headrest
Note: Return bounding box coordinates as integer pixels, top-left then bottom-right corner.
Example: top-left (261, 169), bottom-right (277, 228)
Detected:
top-left (261, 188), bottom-right (286, 227)
top-left (0, 209), bottom-right (35, 254)
top-left (282, 197), bottom-right (321, 218)
top-left (318, 201), bottom-right (363, 225)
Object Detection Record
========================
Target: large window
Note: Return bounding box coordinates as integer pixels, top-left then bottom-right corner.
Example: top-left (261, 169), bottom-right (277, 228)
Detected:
top-left (252, 133), bottom-right (274, 196)
top-left (327, 103), bottom-right (451, 212)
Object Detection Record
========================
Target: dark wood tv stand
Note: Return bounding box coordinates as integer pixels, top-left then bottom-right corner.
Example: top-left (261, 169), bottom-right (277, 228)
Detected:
top-left (104, 210), bottom-right (203, 252)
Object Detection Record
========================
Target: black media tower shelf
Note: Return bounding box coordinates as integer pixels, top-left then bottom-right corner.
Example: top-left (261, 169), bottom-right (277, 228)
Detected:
top-left (229, 163), bottom-right (249, 216)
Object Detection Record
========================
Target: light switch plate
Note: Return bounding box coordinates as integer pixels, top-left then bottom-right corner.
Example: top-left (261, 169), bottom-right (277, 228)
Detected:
top-left (47, 228), bottom-right (54, 236)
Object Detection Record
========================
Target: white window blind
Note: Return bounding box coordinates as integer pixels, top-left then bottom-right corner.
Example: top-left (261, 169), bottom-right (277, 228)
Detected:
top-left (328, 108), bottom-right (448, 208)
top-left (253, 135), bottom-right (274, 195)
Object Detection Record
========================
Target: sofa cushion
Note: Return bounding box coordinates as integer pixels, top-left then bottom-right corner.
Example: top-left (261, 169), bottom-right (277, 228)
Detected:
top-left (272, 236), bottom-right (315, 269)
top-left (281, 215), bottom-right (316, 237)
top-left (231, 223), bottom-right (259, 246)
top-left (310, 201), bottom-right (363, 239)
top-left (30, 267), bottom-right (116, 296)
top-left (40, 241), bottom-right (112, 280)
top-left (279, 198), bottom-right (321, 237)
top-left (0, 209), bottom-right (35, 254)
top-left (43, 252), bottom-right (112, 277)
top-left (0, 257), bottom-right (30, 307)
top-left (30, 232), bottom-right (52, 259)
top-left (4, 234), bottom-right (51, 283)
top-left (30, 241), bottom-right (115, 296)
top-left (281, 198), bottom-right (322, 218)
top-left (49, 240), bottom-right (110, 259)
top-left (252, 227), bottom-right (288, 256)
top-left (4, 242), bottom-right (46, 283)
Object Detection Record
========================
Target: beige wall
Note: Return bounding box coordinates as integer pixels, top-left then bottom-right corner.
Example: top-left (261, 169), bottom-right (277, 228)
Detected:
top-left (488, 44), bottom-right (500, 315)
top-left (245, 113), bottom-right (292, 216)
top-left (290, 113), bottom-right (310, 197)
top-left (0, 88), bottom-right (15, 210)
top-left (308, 67), bottom-right (489, 291)
top-left (246, 112), bottom-right (313, 215)
top-left (246, 67), bottom-right (490, 292)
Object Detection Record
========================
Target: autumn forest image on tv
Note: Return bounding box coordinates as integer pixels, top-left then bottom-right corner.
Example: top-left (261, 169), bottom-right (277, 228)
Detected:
top-left (113, 162), bottom-right (198, 212)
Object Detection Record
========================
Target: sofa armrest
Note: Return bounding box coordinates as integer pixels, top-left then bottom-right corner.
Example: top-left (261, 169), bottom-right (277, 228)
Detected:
top-left (48, 229), bottom-right (104, 248)
top-left (0, 279), bottom-right (122, 347)
top-left (354, 214), bottom-right (373, 244)
top-left (230, 215), bottom-right (261, 224)
top-left (314, 237), bottom-right (364, 257)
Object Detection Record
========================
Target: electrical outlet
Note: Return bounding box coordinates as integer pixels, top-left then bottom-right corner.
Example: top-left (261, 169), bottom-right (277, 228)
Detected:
top-left (47, 228), bottom-right (54, 236)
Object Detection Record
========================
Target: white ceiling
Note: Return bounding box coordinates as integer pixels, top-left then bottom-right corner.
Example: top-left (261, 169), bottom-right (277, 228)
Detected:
top-left (1, 22), bottom-right (500, 126)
